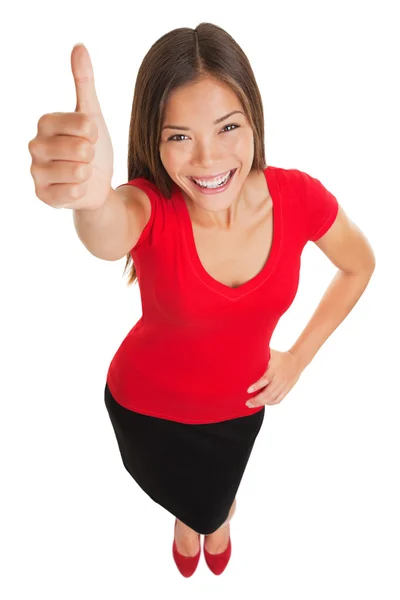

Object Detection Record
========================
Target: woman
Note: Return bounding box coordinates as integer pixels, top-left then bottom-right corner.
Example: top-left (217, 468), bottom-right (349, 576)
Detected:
top-left (28, 24), bottom-right (376, 578)
top-left (103, 23), bottom-right (375, 577)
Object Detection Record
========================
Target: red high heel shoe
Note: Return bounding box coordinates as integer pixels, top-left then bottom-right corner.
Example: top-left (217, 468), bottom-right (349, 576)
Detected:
top-left (203, 523), bottom-right (232, 575)
top-left (172, 519), bottom-right (201, 577)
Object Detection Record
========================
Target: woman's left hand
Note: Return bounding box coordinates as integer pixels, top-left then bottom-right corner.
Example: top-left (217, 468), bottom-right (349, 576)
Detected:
top-left (245, 349), bottom-right (304, 408)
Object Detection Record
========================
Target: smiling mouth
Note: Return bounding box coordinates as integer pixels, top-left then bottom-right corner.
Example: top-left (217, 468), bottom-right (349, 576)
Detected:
top-left (189, 169), bottom-right (236, 187)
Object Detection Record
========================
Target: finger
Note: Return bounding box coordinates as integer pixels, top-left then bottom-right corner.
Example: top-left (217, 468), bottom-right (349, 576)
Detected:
top-left (247, 382), bottom-right (283, 407)
top-left (265, 383), bottom-right (286, 404)
top-left (247, 374), bottom-right (272, 393)
top-left (269, 390), bottom-right (286, 405)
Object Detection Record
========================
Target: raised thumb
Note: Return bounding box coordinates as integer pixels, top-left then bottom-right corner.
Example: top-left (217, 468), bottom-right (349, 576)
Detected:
top-left (71, 43), bottom-right (102, 115)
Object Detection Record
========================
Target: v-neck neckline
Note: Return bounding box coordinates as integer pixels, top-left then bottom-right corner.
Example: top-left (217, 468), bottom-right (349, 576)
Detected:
top-left (173, 165), bottom-right (282, 299)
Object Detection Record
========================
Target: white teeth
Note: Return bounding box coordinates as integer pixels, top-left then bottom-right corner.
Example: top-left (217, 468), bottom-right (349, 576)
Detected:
top-left (192, 170), bottom-right (232, 188)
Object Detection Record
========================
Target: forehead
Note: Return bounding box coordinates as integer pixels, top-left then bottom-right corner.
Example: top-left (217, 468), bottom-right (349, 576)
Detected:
top-left (163, 78), bottom-right (242, 117)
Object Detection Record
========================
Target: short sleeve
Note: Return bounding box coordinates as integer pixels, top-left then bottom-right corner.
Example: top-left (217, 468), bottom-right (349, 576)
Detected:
top-left (301, 171), bottom-right (339, 241)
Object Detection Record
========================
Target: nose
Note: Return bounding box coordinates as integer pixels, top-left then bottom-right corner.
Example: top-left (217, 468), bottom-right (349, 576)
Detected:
top-left (191, 139), bottom-right (222, 169)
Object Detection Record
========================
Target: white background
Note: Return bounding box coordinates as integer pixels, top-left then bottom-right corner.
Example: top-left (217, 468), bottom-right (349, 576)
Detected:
top-left (2, 0), bottom-right (399, 597)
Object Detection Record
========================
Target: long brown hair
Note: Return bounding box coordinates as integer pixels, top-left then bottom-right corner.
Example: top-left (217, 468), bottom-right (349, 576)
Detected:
top-left (122, 22), bottom-right (267, 286)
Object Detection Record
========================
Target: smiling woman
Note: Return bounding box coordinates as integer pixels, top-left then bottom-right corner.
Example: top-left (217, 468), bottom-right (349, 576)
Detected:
top-left (98, 21), bottom-right (375, 577)
top-left (100, 22), bottom-right (273, 573)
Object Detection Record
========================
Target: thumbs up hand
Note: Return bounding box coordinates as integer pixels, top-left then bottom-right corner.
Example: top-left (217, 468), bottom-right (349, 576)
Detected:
top-left (28, 44), bottom-right (114, 210)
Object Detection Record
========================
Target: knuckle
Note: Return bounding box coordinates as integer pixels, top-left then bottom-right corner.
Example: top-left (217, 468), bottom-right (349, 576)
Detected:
top-left (29, 138), bottom-right (44, 161)
top-left (33, 182), bottom-right (49, 203)
top-left (30, 163), bottom-right (43, 186)
top-left (28, 139), bottom-right (37, 156)
top-left (37, 113), bottom-right (50, 130)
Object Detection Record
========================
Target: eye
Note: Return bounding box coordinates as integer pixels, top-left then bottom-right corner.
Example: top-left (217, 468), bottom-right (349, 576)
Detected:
top-left (222, 123), bottom-right (240, 133)
top-left (167, 123), bottom-right (241, 142)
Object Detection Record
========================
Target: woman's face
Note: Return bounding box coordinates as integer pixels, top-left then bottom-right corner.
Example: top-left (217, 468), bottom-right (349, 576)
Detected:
top-left (159, 77), bottom-right (255, 222)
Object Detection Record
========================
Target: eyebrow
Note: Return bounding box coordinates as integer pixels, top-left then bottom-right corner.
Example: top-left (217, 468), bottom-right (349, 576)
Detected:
top-left (161, 110), bottom-right (245, 132)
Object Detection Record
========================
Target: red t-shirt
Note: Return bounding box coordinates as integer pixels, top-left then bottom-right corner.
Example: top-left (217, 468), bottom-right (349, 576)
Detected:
top-left (106, 165), bottom-right (339, 424)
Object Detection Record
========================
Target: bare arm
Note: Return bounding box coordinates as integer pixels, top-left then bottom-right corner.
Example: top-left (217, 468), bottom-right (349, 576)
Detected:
top-left (289, 205), bottom-right (376, 370)
top-left (72, 184), bottom-right (150, 261)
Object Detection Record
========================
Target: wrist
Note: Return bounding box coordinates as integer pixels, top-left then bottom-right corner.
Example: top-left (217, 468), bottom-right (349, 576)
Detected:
top-left (287, 347), bottom-right (311, 372)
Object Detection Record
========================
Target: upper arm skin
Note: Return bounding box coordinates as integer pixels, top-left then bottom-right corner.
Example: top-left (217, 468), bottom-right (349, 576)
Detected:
top-left (114, 184), bottom-right (152, 259)
top-left (314, 205), bottom-right (376, 274)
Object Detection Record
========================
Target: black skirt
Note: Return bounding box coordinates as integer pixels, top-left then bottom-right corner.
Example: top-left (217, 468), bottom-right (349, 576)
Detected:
top-left (104, 382), bottom-right (265, 535)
